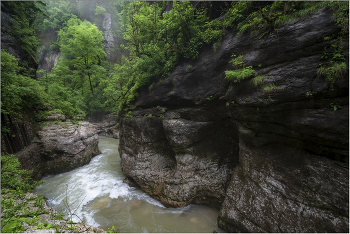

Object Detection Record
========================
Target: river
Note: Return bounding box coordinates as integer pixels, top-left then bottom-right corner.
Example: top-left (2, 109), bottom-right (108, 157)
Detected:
top-left (34, 136), bottom-right (224, 233)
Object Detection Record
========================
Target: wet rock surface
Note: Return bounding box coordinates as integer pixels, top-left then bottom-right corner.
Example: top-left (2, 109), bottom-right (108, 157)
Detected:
top-left (16, 120), bottom-right (100, 178)
top-left (119, 7), bottom-right (349, 232)
top-left (37, 121), bottom-right (100, 176)
top-left (120, 117), bottom-right (238, 209)
top-left (86, 112), bottom-right (119, 139)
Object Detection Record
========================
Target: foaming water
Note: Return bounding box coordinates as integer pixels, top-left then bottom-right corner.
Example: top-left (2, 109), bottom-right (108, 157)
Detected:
top-left (34, 137), bottom-right (224, 233)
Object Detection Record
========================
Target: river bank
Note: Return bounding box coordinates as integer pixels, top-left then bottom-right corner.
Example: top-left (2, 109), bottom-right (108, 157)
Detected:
top-left (1, 192), bottom-right (105, 233)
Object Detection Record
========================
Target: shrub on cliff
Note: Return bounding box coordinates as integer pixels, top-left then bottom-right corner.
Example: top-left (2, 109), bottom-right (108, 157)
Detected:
top-left (102, 1), bottom-right (348, 116)
top-left (1, 50), bottom-right (49, 116)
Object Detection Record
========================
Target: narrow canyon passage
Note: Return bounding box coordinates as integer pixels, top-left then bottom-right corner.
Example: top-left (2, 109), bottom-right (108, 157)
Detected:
top-left (34, 136), bottom-right (224, 233)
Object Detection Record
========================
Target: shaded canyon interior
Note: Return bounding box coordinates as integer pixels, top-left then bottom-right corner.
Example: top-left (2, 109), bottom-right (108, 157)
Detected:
top-left (118, 7), bottom-right (349, 232)
top-left (2, 4), bottom-right (348, 233)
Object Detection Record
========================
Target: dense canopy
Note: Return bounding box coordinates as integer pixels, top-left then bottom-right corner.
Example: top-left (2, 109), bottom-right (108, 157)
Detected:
top-left (1, 1), bottom-right (348, 118)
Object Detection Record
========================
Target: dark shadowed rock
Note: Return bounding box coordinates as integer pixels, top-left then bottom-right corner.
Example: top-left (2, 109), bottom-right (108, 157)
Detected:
top-left (119, 117), bottom-right (237, 209)
top-left (119, 7), bottom-right (348, 233)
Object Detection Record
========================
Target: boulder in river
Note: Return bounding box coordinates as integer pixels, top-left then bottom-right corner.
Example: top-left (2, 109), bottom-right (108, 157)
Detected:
top-left (16, 121), bottom-right (100, 179)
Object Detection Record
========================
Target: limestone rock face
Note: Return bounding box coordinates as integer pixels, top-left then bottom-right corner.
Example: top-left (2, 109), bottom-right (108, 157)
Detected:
top-left (120, 117), bottom-right (238, 208)
top-left (37, 121), bottom-right (100, 176)
top-left (87, 112), bottom-right (119, 139)
top-left (119, 7), bottom-right (349, 232)
top-left (101, 13), bottom-right (116, 63)
top-left (17, 121), bottom-right (100, 179)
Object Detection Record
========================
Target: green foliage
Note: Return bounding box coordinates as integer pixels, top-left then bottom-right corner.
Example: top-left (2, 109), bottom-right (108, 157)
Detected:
top-left (251, 76), bottom-right (265, 87)
top-left (47, 83), bottom-right (85, 119)
top-left (262, 83), bottom-right (277, 93)
top-left (225, 54), bottom-right (255, 83)
top-left (306, 91), bottom-right (313, 97)
top-left (2, 1), bottom-right (46, 68)
top-left (1, 154), bottom-right (42, 195)
top-left (186, 65), bottom-right (193, 72)
top-left (35, 111), bottom-right (51, 120)
top-left (34, 1), bottom-right (80, 33)
top-left (318, 36), bottom-right (347, 83)
top-left (1, 50), bottom-right (49, 116)
top-left (49, 17), bottom-right (109, 116)
top-left (95, 6), bottom-right (107, 17)
top-left (330, 103), bottom-right (342, 111)
top-left (107, 226), bottom-right (117, 233)
top-left (1, 217), bottom-right (27, 233)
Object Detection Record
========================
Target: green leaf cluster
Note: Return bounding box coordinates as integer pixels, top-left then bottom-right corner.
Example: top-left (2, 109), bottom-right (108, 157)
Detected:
top-left (1, 154), bottom-right (42, 196)
top-left (317, 35), bottom-right (347, 83)
top-left (46, 17), bottom-right (110, 116)
top-left (225, 55), bottom-right (255, 83)
top-left (103, 1), bottom-right (232, 112)
top-left (2, 1), bottom-right (46, 70)
top-left (1, 50), bottom-right (49, 116)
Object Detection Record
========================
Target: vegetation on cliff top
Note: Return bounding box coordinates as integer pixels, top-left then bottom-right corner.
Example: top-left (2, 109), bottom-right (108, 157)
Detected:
top-left (1, 1), bottom-right (348, 120)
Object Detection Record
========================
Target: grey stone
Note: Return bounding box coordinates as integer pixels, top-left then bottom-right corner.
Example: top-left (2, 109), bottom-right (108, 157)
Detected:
top-left (119, 7), bottom-right (349, 233)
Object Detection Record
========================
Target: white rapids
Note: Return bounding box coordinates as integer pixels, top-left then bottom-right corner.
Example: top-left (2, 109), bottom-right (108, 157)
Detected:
top-left (34, 136), bottom-right (224, 233)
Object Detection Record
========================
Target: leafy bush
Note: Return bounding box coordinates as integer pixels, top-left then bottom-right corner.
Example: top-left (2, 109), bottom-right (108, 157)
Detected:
top-left (1, 50), bottom-right (49, 116)
top-left (262, 83), bottom-right (277, 93)
top-left (317, 36), bottom-right (348, 83)
top-left (47, 83), bottom-right (86, 118)
top-left (225, 55), bottom-right (255, 83)
top-left (95, 5), bottom-right (107, 17)
top-left (1, 154), bottom-right (42, 196)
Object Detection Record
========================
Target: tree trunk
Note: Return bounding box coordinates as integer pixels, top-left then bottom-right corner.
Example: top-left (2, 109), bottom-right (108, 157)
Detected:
top-left (88, 74), bottom-right (94, 95)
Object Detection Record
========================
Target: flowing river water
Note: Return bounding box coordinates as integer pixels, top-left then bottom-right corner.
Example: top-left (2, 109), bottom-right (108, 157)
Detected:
top-left (34, 136), bottom-right (224, 233)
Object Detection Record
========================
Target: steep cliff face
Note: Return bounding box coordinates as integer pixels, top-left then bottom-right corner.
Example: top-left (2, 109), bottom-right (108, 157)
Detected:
top-left (101, 13), bottom-right (116, 63)
top-left (38, 12), bottom-right (116, 72)
top-left (1, 2), bottom-right (38, 76)
top-left (37, 30), bottom-right (61, 74)
top-left (119, 8), bottom-right (349, 232)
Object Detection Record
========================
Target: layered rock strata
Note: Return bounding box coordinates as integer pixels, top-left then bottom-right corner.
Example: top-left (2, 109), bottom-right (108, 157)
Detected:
top-left (17, 120), bottom-right (100, 179)
top-left (119, 7), bottom-right (349, 232)
top-left (87, 112), bottom-right (119, 139)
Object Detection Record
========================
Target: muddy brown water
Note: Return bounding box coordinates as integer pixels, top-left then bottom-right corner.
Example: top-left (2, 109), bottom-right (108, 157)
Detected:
top-left (34, 136), bottom-right (225, 233)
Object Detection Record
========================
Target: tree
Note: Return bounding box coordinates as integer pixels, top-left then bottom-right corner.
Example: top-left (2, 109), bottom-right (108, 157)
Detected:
top-left (58, 17), bottom-right (107, 95)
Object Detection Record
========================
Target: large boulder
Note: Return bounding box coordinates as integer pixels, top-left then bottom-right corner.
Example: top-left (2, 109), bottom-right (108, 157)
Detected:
top-left (37, 121), bottom-right (100, 176)
top-left (17, 121), bottom-right (100, 179)
top-left (119, 7), bottom-right (348, 232)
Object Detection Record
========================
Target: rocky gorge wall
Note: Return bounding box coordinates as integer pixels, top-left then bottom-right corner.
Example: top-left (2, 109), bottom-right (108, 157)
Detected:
top-left (118, 8), bottom-right (349, 232)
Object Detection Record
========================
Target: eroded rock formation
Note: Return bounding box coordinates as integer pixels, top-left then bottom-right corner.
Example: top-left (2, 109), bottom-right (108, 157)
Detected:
top-left (119, 8), bottom-right (349, 232)
top-left (87, 112), bottom-right (119, 139)
top-left (16, 116), bottom-right (100, 179)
